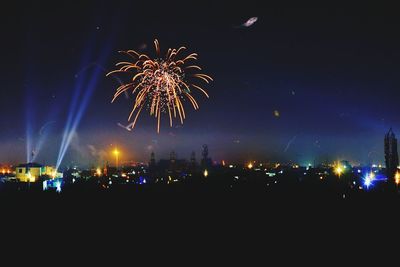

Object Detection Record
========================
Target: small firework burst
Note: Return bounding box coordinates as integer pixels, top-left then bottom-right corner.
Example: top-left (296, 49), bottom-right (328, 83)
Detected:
top-left (107, 39), bottom-right (213, 133)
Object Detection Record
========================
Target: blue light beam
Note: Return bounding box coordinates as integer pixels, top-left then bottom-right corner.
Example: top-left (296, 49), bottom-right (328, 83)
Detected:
top-left (56, 44), bottom-right (112, 170)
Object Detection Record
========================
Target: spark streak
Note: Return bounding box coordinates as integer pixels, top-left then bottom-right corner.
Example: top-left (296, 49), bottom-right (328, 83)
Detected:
top-left (107, 39), bottom-right (212, 133)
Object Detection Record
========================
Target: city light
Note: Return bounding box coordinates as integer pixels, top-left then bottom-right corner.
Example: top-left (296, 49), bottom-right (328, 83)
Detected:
top-left (363, 172), bottom-right (375, 189)
top-left (395, 172), bottom-right (400, 185)
top-left (364, 177), bottom-right (372, 189)
top-left (334, 166), bottom-right (343, 177)
top-left (247, 162), bottom-right (253, 169)
top-left (203, 169), bottom-right (208, 178)
top-left (96, 168), bottom-right (102, 176)
top-left (42, 180), bottom-right (48, 191)
top-left (370, 172), bottom-right (375, 180)
top-left (55, 180), bottom-right (62, 193)
top-left (113, 149), bottom-right (120, 169)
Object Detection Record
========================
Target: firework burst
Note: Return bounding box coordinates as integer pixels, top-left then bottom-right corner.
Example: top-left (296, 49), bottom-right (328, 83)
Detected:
top-left (107, 39), bottom-right (213, 133)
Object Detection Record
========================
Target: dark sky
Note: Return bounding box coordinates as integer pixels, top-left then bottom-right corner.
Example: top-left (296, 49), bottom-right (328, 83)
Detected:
top-left (1, 1), bottom-right (400, 167)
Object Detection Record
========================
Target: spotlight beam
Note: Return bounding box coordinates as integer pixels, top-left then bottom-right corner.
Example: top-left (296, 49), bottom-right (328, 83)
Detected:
top-left (56, 42), bottom-right (112, 170)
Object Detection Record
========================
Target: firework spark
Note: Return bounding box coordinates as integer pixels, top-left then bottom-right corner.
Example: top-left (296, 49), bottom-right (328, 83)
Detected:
top-left (107, 39), bottom-right (213, 133)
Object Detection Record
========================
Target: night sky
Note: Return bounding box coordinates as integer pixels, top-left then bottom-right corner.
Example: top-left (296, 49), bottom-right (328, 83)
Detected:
top-left (1, 1), bottom-right (400, 167)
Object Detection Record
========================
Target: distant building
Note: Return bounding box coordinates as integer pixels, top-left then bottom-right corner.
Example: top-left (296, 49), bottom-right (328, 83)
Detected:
top-left (201, 145), bottom-right (212, 169)
top-left (384, 128), bottom-right (399, 180)
top-left (190, 151), bottom-right (196, 170)
top-left (15, 163), bottom-right (59, 182)
top-left (149, 152), bottom-right (156, 170)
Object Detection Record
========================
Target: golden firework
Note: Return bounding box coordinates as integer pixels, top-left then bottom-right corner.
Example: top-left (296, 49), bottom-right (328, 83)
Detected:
top-left (107, 39), bottom-right (213, 133)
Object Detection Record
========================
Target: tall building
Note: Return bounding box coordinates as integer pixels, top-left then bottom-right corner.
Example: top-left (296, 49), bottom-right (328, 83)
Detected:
top-left (148, 151), bottom-right (156, 173)
top-left (384, 128), bottom-right (399, 180)
top-left (201, 144), bottom-right (212, 168)
top-left (149, 152), bottom-right (156, 168)
top-left (190, 151), bottom-right (196, 166)
top-left (170, 151), bottom-right (176, 163)
top-left (189, 151), bottom-right (197, 173)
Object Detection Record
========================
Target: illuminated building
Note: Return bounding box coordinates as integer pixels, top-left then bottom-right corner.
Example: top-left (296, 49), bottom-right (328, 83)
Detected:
top-left (15, 163), bottom-right (60, 182)
top-left (384, 128), bottom-right (399, 181)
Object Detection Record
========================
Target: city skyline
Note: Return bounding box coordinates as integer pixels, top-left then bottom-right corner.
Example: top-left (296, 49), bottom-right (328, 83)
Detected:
top-left (1, 2), bottom-right (400, 167)
top-left (2, 2), bottom-right (400, 257)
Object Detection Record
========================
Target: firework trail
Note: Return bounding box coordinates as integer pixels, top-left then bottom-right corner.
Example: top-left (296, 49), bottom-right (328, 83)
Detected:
top-left (107, 39), bottom-right (213, 133)
top-left (117, 122), bottom-right (133, 131)
top-left (284, 135), bottom-right (297, 153)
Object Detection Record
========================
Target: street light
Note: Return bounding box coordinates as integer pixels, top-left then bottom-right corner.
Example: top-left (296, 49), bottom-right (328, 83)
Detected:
top-left (334, 166), bottom-right (343, 177)
top-left (113, 149), bottom-right (120, 169)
